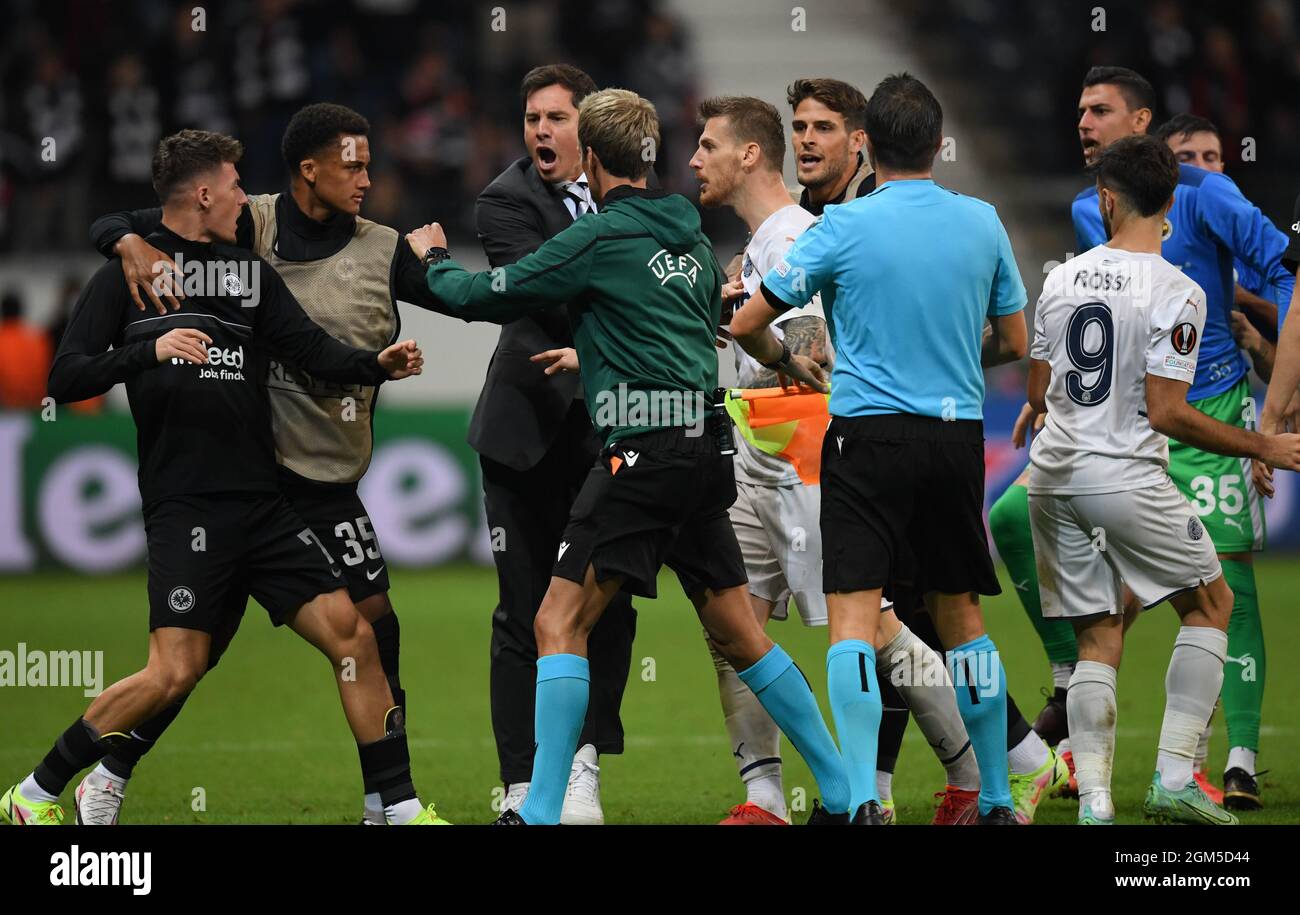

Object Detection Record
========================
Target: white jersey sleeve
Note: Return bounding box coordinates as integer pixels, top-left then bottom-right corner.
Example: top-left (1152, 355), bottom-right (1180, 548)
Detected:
top-left (1146, 284), bottom-right (1207, 385)
top-left (1028, 272), bottom-right (1058, 363)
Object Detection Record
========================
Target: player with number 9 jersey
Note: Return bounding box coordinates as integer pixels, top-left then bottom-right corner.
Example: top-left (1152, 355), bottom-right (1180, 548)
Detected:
top-left (1027, 243), bottom-right (1220, 612)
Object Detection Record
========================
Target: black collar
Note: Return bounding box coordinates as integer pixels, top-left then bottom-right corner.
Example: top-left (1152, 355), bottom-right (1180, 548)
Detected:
top-left (154, 221), bottom-right (218, 254)
top-left (273, 189), bottom-right (356, 261)
top-left (600, 184), bottom-right (665, 207)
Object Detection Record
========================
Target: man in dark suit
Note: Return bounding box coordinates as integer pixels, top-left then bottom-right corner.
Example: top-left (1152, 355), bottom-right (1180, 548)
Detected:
top-left (473, 64), bottom-right (636, 824)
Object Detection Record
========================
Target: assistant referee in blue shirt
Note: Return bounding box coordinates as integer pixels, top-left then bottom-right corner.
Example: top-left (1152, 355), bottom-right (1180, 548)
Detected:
top-left (731, 73), bottom-right (1028, 824)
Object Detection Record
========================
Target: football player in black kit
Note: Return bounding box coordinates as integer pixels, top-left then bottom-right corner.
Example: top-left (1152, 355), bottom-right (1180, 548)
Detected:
top-left (0, 130), bottom-right (445, 827)
top-left (82, 104), bottom-right (456, 825)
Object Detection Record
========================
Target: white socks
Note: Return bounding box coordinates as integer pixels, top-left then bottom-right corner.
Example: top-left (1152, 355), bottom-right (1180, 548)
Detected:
top-left (1226, 746), bottom-right (1257, 775)
top-left (364, 791), bottom-right (383, 819)
top-left (876, 770), bottom-right (893, 803)
top-left (1157, 626), bottom-right (1227, 792)
top-left (709, 637), bottom-right (786, 818)
top-left (1195, 722), bottom-right (1212, 771)
top-left (94, 762), bottom-right (126, 783)
top-left (1068, 660), bottom-right (1118, 819)
top-left (1008, 729), bottom-right (1050, 775)
top-left (20, 772), bottom-right (59, 803)
top-left (1050, 662), bottom-right (1075, 692)
top-left (877, 622), bottom-right (980, 789)
top-left (384, 797), bottom-right (424, 824)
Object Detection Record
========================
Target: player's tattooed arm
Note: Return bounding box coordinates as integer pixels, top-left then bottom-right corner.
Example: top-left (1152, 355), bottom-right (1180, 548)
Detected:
top-left (747, 315), bottom-right (831, 388)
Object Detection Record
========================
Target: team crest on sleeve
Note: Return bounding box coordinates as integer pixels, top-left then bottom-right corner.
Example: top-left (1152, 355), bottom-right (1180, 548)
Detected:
top-left (1171, 322), bottom-right (1198, 355)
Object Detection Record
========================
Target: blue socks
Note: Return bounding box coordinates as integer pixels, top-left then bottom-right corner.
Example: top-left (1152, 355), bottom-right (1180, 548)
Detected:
top-left (738, 644), bottom-right (850, 814)
top-left (517, 653), bottom-right (589, 825)
top-left (949, 633), bottom-right (1012, 813)
top-left (826, 639), bottom-right (882, 813)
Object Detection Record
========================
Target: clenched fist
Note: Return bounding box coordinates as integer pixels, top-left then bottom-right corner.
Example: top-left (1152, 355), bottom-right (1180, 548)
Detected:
top-left (406, 223), bottom-right (448, 261)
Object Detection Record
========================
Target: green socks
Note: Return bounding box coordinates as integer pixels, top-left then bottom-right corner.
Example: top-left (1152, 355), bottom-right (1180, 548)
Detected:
top-left (989, 484), bottom-right (1078, 665)
top-left (1220, 559), bottom-right (1263, 754)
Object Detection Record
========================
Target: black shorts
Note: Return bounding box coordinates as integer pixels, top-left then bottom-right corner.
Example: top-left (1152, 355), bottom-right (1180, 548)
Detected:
top-left (553, 428), bottom-right (748, 599)
top-left (820, 413), bottom-right (1000, 599)
top-left (278, 469), bottom-right (390, 603)
top-left (145, 493), bottom-right (345, 633)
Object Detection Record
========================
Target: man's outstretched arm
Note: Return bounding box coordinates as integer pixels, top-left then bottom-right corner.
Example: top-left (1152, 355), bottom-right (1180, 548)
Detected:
top-left (407, 220), bottom-right (595, 325)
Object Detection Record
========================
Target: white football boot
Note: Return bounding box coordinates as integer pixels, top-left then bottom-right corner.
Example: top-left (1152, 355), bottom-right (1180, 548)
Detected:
top-left (74, 770), bottom-right (127, 825)
top-left (560, 744), bottom-right (604, 825)
top-left (501, 781), bottom-right (530, 814)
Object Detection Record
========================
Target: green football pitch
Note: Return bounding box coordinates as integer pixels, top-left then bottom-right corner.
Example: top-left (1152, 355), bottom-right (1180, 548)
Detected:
top-left (2, 560), bottom-right (1296, 825)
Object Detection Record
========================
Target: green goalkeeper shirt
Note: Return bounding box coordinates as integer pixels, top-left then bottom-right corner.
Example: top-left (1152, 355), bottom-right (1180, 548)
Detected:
top-left (425, 185), bottom-right (723, 447)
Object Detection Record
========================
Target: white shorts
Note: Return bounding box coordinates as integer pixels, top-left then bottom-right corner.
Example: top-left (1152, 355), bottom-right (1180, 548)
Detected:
top-left (1028, 477), bottom-right (1223, 619)
top-left (730, 478), bottom-right (828, 626)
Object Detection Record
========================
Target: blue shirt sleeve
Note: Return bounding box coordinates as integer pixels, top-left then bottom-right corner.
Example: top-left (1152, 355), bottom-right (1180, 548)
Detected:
top-left (989, 214), bottom-right (1027, 316)
top-left (1072, 191), bottom-right (1105, 253)
top-left (761, 208), bottom-right (839, 309)
top-left (1195, 173), bottom-right (1292, 300)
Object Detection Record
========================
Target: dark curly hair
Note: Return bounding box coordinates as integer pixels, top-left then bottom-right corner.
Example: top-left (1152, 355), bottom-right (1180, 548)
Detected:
top-left (281, 103), bottom-right (370, 178)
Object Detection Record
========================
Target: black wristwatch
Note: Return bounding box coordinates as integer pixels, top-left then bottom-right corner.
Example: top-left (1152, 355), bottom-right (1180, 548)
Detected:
top-left (761, 343), bottom-right (792, 371)
top-left (421, 246), bottom-right (450, 267)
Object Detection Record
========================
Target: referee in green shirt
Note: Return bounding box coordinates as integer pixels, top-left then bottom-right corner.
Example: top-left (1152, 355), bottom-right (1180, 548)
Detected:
top-left (408, 88), bottom-right (851, 825)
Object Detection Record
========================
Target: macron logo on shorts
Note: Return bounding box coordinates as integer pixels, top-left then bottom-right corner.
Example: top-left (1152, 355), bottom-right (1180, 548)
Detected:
top-left (624, 450), bottom-right (640, 467)
top-left (558, 541), bottom-right (571, 561)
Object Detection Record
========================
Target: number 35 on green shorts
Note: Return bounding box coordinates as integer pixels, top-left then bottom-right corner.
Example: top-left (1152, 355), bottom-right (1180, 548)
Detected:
top-left (1167, 378), bottom-right (1266, 553)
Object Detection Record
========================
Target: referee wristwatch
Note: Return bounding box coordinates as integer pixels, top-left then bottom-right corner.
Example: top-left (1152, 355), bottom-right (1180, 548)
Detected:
top-left (420, 246), bottom-right (451, 267)
top-left (761, 343), bottom-right (792, 371)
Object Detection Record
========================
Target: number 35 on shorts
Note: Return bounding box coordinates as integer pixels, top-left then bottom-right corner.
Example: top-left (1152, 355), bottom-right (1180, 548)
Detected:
top-left (1183, 472), bottom-right (1264, 551)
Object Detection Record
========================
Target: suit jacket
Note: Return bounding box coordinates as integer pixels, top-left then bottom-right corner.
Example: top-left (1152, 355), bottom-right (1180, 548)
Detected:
top-left (468, 156), bottom-right (587, 469)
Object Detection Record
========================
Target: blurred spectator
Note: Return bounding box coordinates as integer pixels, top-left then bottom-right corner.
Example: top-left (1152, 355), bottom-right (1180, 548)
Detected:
top-left (14, 46), bottom-right (88, 251)
top-left (103, 53), bottom-right (162, 211)
top-left (0, 290), bottom-right (53, 409)
top-left (165, 4), bottom-right (235, 137)
top-left (893, 0), bottom-right (1300, 220)
top-left (1, 0), bottom-right (699, 247)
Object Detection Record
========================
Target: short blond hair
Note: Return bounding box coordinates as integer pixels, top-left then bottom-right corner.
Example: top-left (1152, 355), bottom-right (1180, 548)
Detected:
top-left (578, 88), bottom-right (660, 180)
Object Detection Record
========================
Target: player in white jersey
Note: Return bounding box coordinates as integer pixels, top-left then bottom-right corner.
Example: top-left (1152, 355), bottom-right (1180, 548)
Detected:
top-left (1024, 136), bottom-right (1300, 825)
top-left (690, 95), bottom-right (979, 825)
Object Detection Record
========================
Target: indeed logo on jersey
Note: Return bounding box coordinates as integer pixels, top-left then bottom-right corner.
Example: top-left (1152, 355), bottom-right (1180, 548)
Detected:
top-left (171, 344), bottom-right (246, 381)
